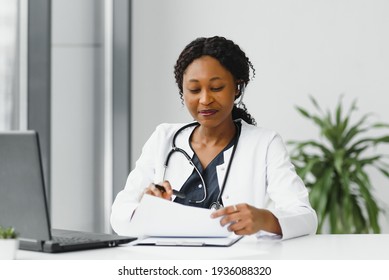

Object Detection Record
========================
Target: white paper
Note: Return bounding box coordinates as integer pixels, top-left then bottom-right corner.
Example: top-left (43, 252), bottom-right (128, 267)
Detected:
top-left (128, 194), bottom-right (231, 237)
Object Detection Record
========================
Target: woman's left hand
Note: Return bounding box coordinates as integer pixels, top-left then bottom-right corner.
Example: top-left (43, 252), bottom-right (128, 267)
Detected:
top-left (211, 203), bottom-right (282, 236)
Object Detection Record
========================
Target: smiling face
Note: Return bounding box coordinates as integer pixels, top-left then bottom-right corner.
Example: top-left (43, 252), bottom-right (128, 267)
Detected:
top-left (182, 55), bottom-right (238, 129)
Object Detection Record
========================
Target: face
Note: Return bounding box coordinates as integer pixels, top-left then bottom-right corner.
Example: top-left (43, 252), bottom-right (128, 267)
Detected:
top-left (182, 55), bottom-right (237, 128)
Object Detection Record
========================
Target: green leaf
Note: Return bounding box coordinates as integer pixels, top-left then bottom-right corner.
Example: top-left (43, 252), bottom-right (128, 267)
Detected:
top-left (376, 167), bottom-right (389, 178)
top-left (334, 149), bottom-right (345, 173)
top-left (350, 195), bottom-right (367, 233)
top-left (309, 168), bottom-right (333, 232)
top-left (309, 95), bottom-right (323, 113)
top-left (340, 172), bottom-right (352, 232)
top-left (340, 113), bottom-right (372, 147)
top-left (358, 155), bottom-right (382, 166)
top-left (312, 116), bottom-right (326, 132)
top-left (298, 157), bottom-right (322, 179)
top-left (353, 167), bottom-right (381, 233)
top-left (329, 195), bottom-right (339, 233)
top-left (291, 140), bottom-right (332, 158)
top-left (372, 123), bottom-right (389, 129)
top-left (373, 135), bottom-right (389, 144)
top-left (345, 144), bottom-right (369, 158)
top-left (347, 99), bottom-right (358, 115)
top-left (335, 95), bottom-right (343, 127)
top-left (295, 106), bottom-right (311, 119)
top-left (348, 136), bottom-right (387, 152)
top-left (0, 226), bottom-right (18, 239)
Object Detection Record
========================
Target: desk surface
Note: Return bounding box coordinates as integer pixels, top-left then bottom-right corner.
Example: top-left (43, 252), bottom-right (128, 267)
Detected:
top-left (16, 234), bottom-right (389, 260)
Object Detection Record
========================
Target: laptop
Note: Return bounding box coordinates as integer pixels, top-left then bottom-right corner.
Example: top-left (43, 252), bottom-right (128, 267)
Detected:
top-left (0, 131), bottom-right (136, 253)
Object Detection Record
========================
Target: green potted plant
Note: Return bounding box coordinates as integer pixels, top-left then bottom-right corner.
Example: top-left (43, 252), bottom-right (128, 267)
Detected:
top-left (0, 226), bottom-right (19, 259)
top-left (288, 96), bottom-right (389, 233)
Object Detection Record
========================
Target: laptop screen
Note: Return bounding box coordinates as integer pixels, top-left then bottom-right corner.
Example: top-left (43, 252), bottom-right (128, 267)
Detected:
top-left (0, 131), bottom-right (52, 241)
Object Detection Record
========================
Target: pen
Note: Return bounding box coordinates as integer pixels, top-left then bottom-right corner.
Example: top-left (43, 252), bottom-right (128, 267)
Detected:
top-left (153, 184), bottom-right (186, 199)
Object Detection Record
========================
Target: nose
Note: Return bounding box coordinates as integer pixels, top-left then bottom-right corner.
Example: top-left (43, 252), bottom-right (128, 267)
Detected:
top-left (199, 89), bottom-right (214, 105)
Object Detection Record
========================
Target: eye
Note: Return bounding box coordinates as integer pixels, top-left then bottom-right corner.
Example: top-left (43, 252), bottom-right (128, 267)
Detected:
top-left (211, 86), bottom-right (225, 92)
top-left (187, 88), bottom-right (201, 94)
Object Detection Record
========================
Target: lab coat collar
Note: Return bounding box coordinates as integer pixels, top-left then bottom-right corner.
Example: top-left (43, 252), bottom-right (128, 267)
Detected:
top-left (174, 122), bottom-right (196, 159)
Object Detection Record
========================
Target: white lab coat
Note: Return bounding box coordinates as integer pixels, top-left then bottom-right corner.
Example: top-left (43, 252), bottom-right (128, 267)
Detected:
top-left (111, 120), bottom-right (318, 240)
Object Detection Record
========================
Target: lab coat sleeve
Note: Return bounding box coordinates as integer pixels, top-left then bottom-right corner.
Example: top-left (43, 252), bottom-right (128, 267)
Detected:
top-left (110, 125), bottom-right (162, 236)
top-left (261, 134), bottom-right (318, 240)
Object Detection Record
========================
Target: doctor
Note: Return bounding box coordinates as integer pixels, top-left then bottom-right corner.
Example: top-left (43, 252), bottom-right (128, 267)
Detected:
top-left (111, 36), bottom-right (317, 240)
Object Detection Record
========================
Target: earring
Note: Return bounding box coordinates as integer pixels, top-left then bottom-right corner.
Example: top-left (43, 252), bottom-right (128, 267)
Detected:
top-left (236, 84), bottom-right (245, 108)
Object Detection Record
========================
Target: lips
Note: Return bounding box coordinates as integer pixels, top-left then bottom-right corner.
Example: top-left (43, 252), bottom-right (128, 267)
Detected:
top-left (199, 109), bottom-right (218, 116)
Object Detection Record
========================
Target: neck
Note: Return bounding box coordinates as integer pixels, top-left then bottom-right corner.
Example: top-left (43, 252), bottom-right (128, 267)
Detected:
top-left (194, 120), bottom-right (236, 146)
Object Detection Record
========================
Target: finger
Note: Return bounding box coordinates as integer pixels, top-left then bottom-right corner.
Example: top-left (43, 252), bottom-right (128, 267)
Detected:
top-left (161, 180), bottom-right (172, 190)
top-left (153, 184), bottom-right (167, 194)
top-left (220, 213), bottom-right (241, 227)
top-left (211, 204), bottom-right (239, 218)
top-left (149, 184), bottom-right (163, 197)
top-left (233, 228), bottom-right (249, 235)
top-left (224, 205), bottom-right (239, 214)
top-left (160, 181), bottom-right (173, 196)
top-left (210, 207), bottom-right (228, 218)
top-left (229, 218), bottom-right (252, 235)
top-left (153, 182), bottom-right (173, 200)
top-left (233, 222), bottom-right (256, 235)
top-left (228, 218), bottom-right (246, 231)
top-left (144, 189), bottom-right (152, 195)
top-left (218, 205), bottom-right (241, 225)
top-left (144, 185), bottom-right (154, 195)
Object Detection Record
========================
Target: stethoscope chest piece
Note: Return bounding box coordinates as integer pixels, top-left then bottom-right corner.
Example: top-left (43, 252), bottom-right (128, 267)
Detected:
top-left (210, 202), bottom-right (223, 210)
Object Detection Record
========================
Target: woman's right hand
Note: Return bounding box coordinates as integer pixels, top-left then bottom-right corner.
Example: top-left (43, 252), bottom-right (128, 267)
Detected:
top-left (144, 181), bottom-right (173, 200)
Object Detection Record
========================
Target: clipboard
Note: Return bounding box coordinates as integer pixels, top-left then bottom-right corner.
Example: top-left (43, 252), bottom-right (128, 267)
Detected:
top-left (127, 195), bottom-right (242, 246)
top-left (134, 235), bottom-right (243, 247)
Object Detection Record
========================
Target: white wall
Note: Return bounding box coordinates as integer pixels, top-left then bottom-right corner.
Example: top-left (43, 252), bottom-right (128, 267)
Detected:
top-left (132, 0), bottom-right (389, 232)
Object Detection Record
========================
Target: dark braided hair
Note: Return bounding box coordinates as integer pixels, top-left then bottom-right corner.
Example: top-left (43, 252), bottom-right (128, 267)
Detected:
top-left (174, 36), bottom-right (257, 125)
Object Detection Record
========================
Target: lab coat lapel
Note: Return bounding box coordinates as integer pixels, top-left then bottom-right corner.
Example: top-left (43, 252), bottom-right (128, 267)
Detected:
top-left (215, 121), bottom-right (247, 202)
top-left (216, 122), bottom-right (256, 205)
top-left (216, 146), bottom-right (233, 189)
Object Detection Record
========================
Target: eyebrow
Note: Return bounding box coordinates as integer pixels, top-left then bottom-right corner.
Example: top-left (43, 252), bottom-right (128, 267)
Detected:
top-left (187, 77), bottom-right (223, 83)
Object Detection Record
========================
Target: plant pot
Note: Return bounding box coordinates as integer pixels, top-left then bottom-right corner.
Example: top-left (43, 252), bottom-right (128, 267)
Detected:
top-left (0, 239), bottom-right (19, 260)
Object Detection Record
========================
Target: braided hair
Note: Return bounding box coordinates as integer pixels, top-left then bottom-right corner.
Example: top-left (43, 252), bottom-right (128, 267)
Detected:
top-left (174, 36), bottom-right (256, 125)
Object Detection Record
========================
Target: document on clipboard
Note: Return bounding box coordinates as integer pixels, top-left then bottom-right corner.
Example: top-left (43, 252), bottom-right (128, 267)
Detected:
top-left (128, 194), bottom-right (242, 246)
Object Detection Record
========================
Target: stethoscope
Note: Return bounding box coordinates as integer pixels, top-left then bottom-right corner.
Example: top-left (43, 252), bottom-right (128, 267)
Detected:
top-left (162, 119), bottom-right (241, 210)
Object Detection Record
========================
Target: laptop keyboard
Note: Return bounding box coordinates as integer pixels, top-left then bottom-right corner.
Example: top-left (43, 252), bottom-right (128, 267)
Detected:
top-left (52, 235), bottom-right (102, 245)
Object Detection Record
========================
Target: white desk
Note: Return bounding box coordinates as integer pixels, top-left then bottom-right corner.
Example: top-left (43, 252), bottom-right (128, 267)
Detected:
top-left (16, 234), bottom-right (389, 260)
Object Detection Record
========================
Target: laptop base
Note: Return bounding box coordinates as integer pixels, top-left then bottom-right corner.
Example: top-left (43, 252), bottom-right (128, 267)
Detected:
top-left (20, 229), bottom-right (135, 253)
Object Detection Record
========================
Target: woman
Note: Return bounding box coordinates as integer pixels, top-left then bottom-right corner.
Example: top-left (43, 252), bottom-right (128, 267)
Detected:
top-left (111, 36), bottom-right (317, 240)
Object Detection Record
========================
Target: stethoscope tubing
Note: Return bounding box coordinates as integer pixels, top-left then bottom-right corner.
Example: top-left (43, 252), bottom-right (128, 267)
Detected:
top-left (162, 120), bottom-right (241, 207)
